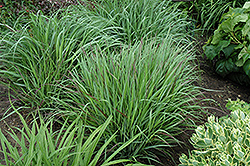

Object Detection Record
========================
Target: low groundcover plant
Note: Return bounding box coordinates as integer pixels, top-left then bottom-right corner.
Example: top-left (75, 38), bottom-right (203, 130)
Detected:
top-left (179, 99), bottom-right (250, 166)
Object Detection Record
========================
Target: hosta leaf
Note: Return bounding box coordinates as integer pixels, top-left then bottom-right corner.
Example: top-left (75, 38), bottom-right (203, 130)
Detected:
top-left (242, 19), bottom-right (250, 37)
top-left (179, 154), bottom-right (188, 164)
top-left (222, 44), bottom-right (238, 58)
top-left (216, 143), bottom-right (224, 151)
top-left (219, 136), bottom-right (227, 143)
top-left (243, 2), bottom-right (250, 9)
top-left (204, 138), bottom-right (212, 145)
top-left (204, 45), bottom-right (217, 60)
top-left (204, 40), bottom-right (230, 60)
top-left (221, 19), bottom-right (234, 33)
top-left (196, 140), bottom-right (208, 148)
top-left (194, 150), bottom-right (210, 156)
top-left (243, 60), bottom-right (250, 77)
top-left (192, 160), bottom-right (199, 166)
top-left (208, 160), bottom-right (216, 166)
top-left (221, 14), bottom-right (248, 33)
top-left (236, 48), bottom-right (250, 67)
top-left (227, 154), bottom-right (233, 163)
top-left (238, 47), bottom-right (248, 59)
top-left (244, 138), bottom-right (250, 148)
top-left (208, 128), bottom-right (213, 139)
top-left (234, 154), bottom-right (241, 160)
top-left (247, 32), bottom-right (250, 41)
top-left (235, 44), bottom-right (244, 50)
top-left (216, 40), bottom-right (231, 53)
top-left (229, 8), bottom-right (246, 16)
top-left (224, 159), bottom-right (230, 165)
top-left (211, 29), bottom-right (225, 45)
top-left (235, 58), bottom-right (244, 66)
top-left (237, 150), bottom-right (245, 158)
top-left (237, 137), bottom-right (243, 143)
top-left (240, 111), bottom-right (246, 120)
top-left (233, 14), bottom-right (248, 26)
top-left (246, 154), bottom-right (250, 163)
top-left (215, 58), bottom-right (240, 77)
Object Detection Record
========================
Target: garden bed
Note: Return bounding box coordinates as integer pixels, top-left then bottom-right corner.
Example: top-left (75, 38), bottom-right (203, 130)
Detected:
top-left (1, 0), bottom-right (250, 165)
top-left (0, 47), bottom-right (249, 165)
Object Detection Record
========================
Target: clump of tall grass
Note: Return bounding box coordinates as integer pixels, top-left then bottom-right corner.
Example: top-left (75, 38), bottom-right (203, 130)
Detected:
top-left (57, 35), bottom-right (203, 162)
top-left (0, 9), bottom-right (117, 112)
top-left (75, 0), bottom-right (191, 45)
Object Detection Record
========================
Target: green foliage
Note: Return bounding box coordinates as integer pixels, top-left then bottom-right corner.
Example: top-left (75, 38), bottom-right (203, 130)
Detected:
top-left (56, 35), bottom-right (203, 161)
top-left (0, 1), bottom-right (205, 164)
top-left (0, 9), bottom-right (116, 110)
top-left (82, 0), bottom-right (190, 44)
top-left (179, 99), bottom-right (250, 166)
top-left (175, 0), bottom-right (247, 33)
top-left (0, 109), bottom-right (147, 166)
top-left (203, 2), bottom-right (250, 85)
top-left (226, 98), bottom-right (250, 114)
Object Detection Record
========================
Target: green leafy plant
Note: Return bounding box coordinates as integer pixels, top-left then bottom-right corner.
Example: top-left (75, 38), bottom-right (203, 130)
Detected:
top-left (0, 108), bottom-right (147, 166)
top-left (179, 99), bottom-right (250, 166)
top-left (203, 2), bottom-right (250, 85)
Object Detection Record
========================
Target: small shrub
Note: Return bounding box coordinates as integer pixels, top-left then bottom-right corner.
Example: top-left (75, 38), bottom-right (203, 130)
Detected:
top-left (203, 2), bottom-right (250, 85)
top-left (179, 99), bottom-right (250, 166)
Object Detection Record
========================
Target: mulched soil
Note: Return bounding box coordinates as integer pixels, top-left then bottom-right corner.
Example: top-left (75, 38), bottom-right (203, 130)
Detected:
top-left (0, 38), bottom-right (250, 165)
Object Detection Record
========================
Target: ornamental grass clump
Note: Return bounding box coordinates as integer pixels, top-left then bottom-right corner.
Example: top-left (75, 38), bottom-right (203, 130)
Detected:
top-left (79, 0), bottom-right (191, 45)
top-left (0, 9), bottom-right (116, 111)
top-left (179, 99), bottom-right (250, 166)
top-left (57, 35), bottom-right (203, 162)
